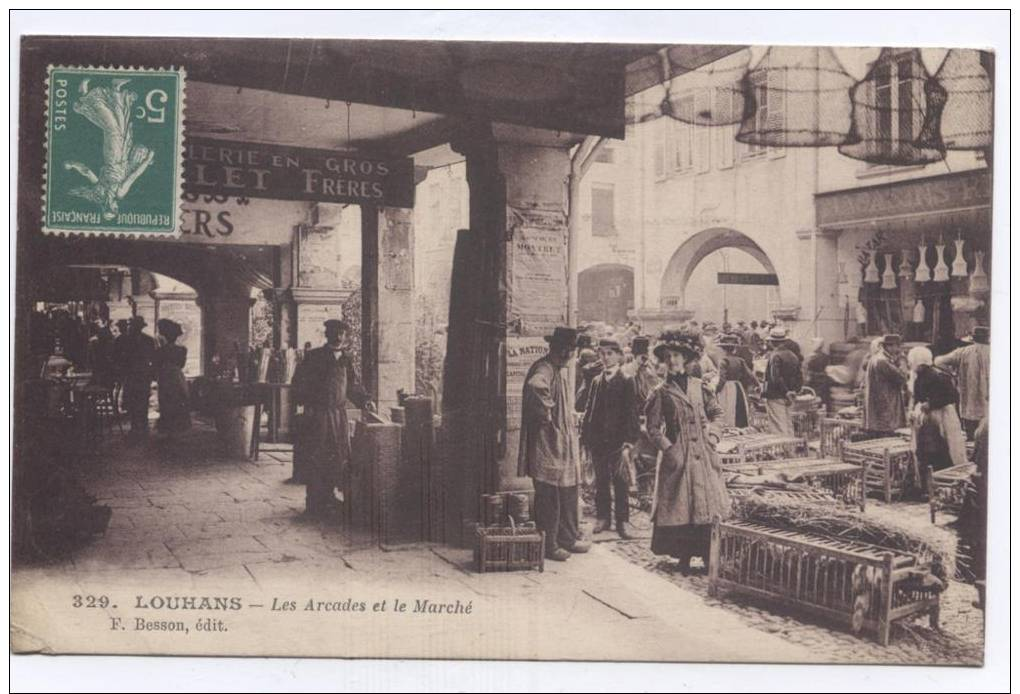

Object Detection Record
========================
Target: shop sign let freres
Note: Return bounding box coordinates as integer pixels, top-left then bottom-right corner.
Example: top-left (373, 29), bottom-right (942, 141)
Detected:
top-left (183, 137), bottom-right (415, 208)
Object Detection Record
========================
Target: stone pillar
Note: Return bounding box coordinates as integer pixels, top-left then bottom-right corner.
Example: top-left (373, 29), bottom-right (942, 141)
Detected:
top-left (361, 206), bottom-right (415, 414)
top-left (811, 228), bottom-right (844, 343)
top-left (443, 122), bottom-right (574, 544)
top-left (498, 142), bottom-right (572, 494)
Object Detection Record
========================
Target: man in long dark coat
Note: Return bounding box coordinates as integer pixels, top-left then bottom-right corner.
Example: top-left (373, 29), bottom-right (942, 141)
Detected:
top-left (863, 334), bottom-right (908, 436)
top-left (517, 326), bottom-right (590, 561)
top-left (292, 319), bottom-right (375, 518)
top-left (581, 338), bottom-right (641, 539)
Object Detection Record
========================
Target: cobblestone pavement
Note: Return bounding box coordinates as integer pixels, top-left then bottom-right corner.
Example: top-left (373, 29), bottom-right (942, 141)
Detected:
top-left (583, 497), bottom-right (985, 666)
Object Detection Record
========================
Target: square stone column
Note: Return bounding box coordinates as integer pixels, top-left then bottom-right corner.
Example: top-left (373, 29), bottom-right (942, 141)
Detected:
top-left (443, 122), bottom-right (573, 543)
top-left (361, 206), bottom-right (415, 414)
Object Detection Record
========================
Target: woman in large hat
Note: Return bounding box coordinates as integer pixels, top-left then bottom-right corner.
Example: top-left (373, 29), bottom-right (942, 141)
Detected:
top-left (155, 319), bottom-right (191, 437)
top-left (645, 328), bottom-right (730, 575)
top-left (715, 333), bottom-right (759, 428)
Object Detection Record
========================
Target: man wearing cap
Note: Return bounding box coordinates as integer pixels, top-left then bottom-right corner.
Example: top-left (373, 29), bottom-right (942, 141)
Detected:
top-left (292, 319), bottom-right (376, 519)
top-left (581, 338), bottom-right (641, 539)
top-left (122, 316), bottom-right (157, 438)
top-left (518, 326), bottom-right (590, 561)
top-left (863, 334), bottom-right (908, 436)
top-left (762, 326), bottom-right (803, 436)
top-left (935, 326), bottom-right (990, 439)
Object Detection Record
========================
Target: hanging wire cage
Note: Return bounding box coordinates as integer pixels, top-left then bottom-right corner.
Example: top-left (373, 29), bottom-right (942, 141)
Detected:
top-left (736, 46), bottom-right (857, 147)
top-left (839, 48), bottom-right (946, 166)
top-left (924, 48), bottom-right (993, 151)
top-left (661, 47), bottom-right (752, 127)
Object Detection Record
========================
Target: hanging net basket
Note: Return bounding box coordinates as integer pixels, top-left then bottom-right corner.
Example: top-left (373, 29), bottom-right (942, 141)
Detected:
top-left (931, 48), bottom-right (993, 151)
top-left (661, 47), bottom-right (752, 127)
top-left (839, 48), bottom-right (946, 166)
top-left (736, 46), bottom-right (857, 147)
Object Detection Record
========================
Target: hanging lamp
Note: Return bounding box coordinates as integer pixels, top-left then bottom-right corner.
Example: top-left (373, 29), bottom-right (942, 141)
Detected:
top-left (839, 48), bottom-right (946, 165)
top-left (736, 46), bottom-right (857, 147)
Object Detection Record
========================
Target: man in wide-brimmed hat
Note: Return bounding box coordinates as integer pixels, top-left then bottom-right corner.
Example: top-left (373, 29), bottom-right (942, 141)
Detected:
top-left (762, 326), bottom-right (803, 436)
top-left (517, 326), bottom-right (590, 561)
top-left (292, 318), bottom-right (376, 519)
top-left (936, 326), bottom-right (990, 439)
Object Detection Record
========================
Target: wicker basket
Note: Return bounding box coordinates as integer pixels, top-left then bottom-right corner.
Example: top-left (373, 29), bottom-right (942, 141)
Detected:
top-left (474, 518), bottom-right (545, 573)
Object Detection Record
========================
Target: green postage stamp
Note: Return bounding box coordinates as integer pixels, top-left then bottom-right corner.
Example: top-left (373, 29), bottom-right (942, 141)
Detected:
top-left (43, 66), bottom-right (185, 236)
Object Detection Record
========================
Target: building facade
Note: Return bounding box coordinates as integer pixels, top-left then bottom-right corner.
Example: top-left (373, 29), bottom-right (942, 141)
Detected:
top-left (574, 49), bottom-right (990, 346)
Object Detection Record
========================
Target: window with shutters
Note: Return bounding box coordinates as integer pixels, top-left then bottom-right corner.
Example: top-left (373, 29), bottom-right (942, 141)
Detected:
top-left (695, 92), bottom-right (712, 172)
top-left (742, 67), bottom-right (787, 159)
top-left (591, 183), bottom-right (616, 236)
top-left (653, 119), bottom-right (667, 180)
top-left (673, 94), bottom-right (695, 173)
top-left (715, 89), bottom-right (738, 169)
top-left (870, 51), bottom-right (923, 165)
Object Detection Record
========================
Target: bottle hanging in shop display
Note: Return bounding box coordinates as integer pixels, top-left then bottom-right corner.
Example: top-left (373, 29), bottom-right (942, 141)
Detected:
top-left (912, 297), bottom-right (926, 323)
top-left (863, 250), bottom-right (880, 283)
top-left (915, 239), bottom-right (932, 282)
top-left (951, 236), bottom-right (969, 277)
top-left (969, 250), bottom-right (989, 294)
top-left (933, 239), bottom-right (950, 282)
top-left (881, 253), bottom-right (897, 289)
top-left (898, 249), bottom-right (914, 279)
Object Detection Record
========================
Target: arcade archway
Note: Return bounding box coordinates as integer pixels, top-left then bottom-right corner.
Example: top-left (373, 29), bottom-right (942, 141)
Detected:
top-left (659, 228), bottom-right (780, 319)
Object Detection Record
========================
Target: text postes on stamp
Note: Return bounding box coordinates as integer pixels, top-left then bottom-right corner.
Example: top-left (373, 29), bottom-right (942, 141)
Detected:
top-left (44, 66), bottom-right (185, 237)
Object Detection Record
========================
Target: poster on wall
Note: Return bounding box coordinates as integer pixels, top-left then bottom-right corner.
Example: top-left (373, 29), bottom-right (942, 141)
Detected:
top-left (504, 336), bottom-right (549, 432)
top-left (507, 206), bottom-right (568, 336)
top-left (298, 225), bottom-right (342, 288)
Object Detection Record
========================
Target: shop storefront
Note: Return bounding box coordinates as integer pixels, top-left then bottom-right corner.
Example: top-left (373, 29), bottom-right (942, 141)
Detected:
top-left (816, 168), bottom-right (992, 351)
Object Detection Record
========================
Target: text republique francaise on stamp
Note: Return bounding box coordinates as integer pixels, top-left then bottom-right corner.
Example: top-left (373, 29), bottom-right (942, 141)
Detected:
top-left (43, 66), bottom-right (185, 237)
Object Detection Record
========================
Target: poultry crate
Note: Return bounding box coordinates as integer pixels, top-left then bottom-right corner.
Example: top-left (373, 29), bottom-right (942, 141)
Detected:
top-left (708, 520), bottom-right (941, 645)
top-left (474, 520), bottom-right (545, 573)
top-left (926, 463), bottom-right (977, 523)
top-left (716, 433), bottom-right (810, 469)
top-left (726, 458), bottom-right (867, 511)
top-left (819, 417), bottom-right (864, 458)
top-left (840, 437), bottom-right (918, 503)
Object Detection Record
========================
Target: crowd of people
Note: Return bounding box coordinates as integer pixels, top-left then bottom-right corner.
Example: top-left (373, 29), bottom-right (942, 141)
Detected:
top-left (34, 309), bottom-right (193, 441)
top-left (518, 317), bottom-right (991, 578)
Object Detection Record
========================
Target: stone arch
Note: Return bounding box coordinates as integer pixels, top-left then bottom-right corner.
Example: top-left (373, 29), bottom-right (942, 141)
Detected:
top-left (578, 263), bottom-right (635, 325)
top-left (659, 228), bottom-right (779, 310)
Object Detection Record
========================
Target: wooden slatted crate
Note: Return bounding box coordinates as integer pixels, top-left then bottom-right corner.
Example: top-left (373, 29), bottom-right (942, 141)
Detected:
top-left (474, 522), bottom-right (544, 573)
top-left (840, 437), bottom-right (917, 503)
top-left (709, 520), bottom-right (941, 645)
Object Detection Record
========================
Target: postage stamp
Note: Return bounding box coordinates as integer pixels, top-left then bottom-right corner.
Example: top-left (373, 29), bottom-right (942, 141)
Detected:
top-left (43, 66), bottom-right (185, 236)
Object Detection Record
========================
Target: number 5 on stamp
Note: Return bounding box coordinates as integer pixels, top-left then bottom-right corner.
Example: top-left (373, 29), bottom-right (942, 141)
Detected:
top-left (43, 66), bottom-right (185, 236)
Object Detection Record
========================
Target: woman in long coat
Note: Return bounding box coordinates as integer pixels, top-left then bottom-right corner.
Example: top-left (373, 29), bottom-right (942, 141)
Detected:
top-left (154, 319), bottom-right (191, 436)
top-left (646, 329), bottom-right (731, 575)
